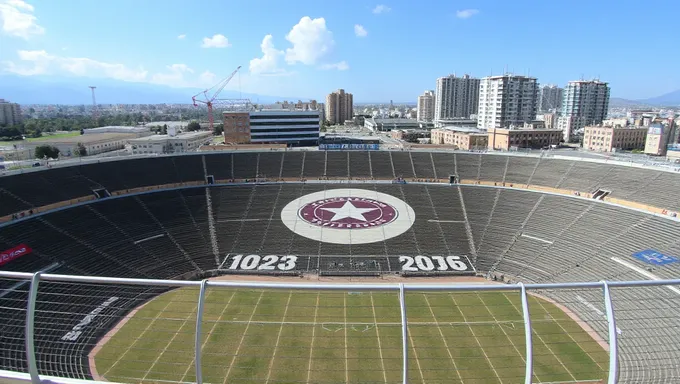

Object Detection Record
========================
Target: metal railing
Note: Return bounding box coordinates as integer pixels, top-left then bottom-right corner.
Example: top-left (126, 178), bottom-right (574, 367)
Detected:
top-left (2, 271), bottom-right (680, 384)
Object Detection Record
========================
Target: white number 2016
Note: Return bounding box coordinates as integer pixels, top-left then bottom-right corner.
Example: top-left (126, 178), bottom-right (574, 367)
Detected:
top-left (228, 254), bottom-right (298, 271)
top-left (399, 255), bottom-right (468, 272)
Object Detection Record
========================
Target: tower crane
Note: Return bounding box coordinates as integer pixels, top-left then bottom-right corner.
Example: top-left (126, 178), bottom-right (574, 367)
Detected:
top-left (191, 65), bottom-right (241, 132)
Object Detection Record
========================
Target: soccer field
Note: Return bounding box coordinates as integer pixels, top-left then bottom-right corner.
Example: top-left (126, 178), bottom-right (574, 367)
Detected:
top-left (94, 287), bottom-right (608, 384)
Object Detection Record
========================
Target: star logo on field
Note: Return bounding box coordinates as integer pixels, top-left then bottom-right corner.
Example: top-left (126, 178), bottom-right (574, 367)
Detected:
top-left (320, 201), bottom-right (379, 222)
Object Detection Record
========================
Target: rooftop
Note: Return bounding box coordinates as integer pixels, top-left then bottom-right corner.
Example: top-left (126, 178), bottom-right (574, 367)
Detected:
top-left (129, 131), bottom-right (212, 142)
top-left (437, 126), bottom-right (485, 134)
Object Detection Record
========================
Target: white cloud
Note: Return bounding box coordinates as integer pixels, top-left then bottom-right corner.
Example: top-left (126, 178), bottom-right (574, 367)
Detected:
top-left (2, 50), bottom-right (224, 89)
top-left (320, 61), bottom-right (349, 71)
top-left (177, 34), bottom-right (186, 40)
top-left (201, 34), bottom-right (230, 48)
top-left (3, 50), bottom-right (148, 82)
top-left (456, 9), bottom-right (479, 19)
top-left (285, 16), bottom-right (334, 65)
top-left (372, 4), bottom-right (390, 14)
top-left (354, 24), bottom-right (367, 37)
top-left (0, 0), bottom-right (44, 39)
top-left (249, 34), bottom-right (290, 76)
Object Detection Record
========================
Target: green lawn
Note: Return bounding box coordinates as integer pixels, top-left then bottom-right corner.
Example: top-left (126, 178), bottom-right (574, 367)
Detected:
top-left (94, 287), bottom-right (608, 384)
top-left (0, 132), bottom-right (81, 146)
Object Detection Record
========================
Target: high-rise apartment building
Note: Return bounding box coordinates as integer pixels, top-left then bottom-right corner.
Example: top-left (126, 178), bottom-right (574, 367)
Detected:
top-left (558, 80), bottom-right (610, 142)
top-left (538, 85), bottom-right (563, 113)
top-left (0, 99), bottom-right (23, 126)
top-left (325, 89), bottom-right (353, 125)
top-left (416, 90), bottom-right (435, 122)
top-left (477, 75), bottom-right (538, 129)
top-left (434, 74), bottom-right (480, 122)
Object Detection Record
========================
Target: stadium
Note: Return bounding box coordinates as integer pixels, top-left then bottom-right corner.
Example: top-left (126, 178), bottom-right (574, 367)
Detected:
top-left (1, 149), bottom-right (680, 384)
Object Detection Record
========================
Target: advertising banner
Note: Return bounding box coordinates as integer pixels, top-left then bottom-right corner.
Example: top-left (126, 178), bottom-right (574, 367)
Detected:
top-left (0, 244), bottom-right (33, 267)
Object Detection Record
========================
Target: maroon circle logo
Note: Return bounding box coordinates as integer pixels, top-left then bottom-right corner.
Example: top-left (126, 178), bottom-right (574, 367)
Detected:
top-left (298, 197), bottom-right (398, 229)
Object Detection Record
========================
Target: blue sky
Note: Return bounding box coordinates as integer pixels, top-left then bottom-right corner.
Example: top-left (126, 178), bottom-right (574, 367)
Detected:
top-left (0, 0), bottom-right (678, 102)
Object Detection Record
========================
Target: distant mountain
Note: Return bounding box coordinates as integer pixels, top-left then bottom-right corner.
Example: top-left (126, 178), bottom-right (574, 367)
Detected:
top-left (608, 97), bottom-right (650, 108)
top-left (639, 90), bottom-right (680, 106)
top-left (0, 75), bottom-right (303, 105)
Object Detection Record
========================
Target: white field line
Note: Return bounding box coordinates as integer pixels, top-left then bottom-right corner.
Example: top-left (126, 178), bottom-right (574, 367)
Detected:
top-left (216, 218), bottom-right (261, 223)
top-left (476, 293), bottom-right (542, 383)
top-left (427, 219), bottom-right (466, 223)
top-left (223, 291), bottom-right (265, 384)
top-left (406, 312), bottom-right (426, 383)
top-left (521, 233), bottom-right (554, 244)
top-left (449, 294), bottom-right (503, 384)
top-left (179, 290), bottom-right (237, 382)
top-left (264, 292), bottom-right (293, 384)
top-left (423, 294), bottom-right (463, 383)
top-left (102, 297), bottom-right (177, 377)
top-left (306, 293), bottom-right (320, 384)
top-left (527, 293), bottom-right (606, 372)
top-left (344, 293), bottom-right (349, 384)
top-left (611, 256), bottom-right (680, 296)
top-left (370, 293), bottom-right (388, 383)
top-left (140, 300), bottom-right (199, 381)
top-left (148, 318), bottom-right (532, 326)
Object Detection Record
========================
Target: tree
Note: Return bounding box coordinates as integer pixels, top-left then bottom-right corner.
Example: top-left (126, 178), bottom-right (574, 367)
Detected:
top-left (162, 124), bottom-right (168, 135)
top-left (35, 145), bottom-right (60, 159)
top-left (187, 121), bottom-right (201, 131)
top-left (74, 142), bottom-right (87, 157)
top-left (213, 123), bottom-right (224, 135)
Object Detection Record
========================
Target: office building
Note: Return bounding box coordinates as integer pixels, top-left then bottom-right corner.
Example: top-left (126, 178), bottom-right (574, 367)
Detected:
top-left (434, 74), bottom-right (480, 122)
top-left (558, 80), bottom-right (610, 142)
top-left (223, 112), bottom-right (251, 144)
top-left (0, 99), bottom-right (23, 126)
top-left (248, 109), bottom-right (320, 146)
top-left (583, 125), bottom-right (646, 152)
top-left (325, 89), bottom-right (353, 124)
top-left (477, 75), bottom-right (538, 129)
top-left (488, 127), bottom-right (562, 150)
top-left (538, 85), bottom-right (563, 112)
top-left (416, 90), bottom-right (435, 122)
top-left (431, 127), bottom-right (488, 150)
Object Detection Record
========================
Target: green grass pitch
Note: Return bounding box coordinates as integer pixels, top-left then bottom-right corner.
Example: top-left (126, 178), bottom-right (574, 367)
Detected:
top-left (94, 287), bottom-right (608, 384)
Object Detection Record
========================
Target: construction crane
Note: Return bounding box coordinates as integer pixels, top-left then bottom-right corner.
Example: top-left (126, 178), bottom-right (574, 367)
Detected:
top-left (191, 65), bottom-right (242, 132)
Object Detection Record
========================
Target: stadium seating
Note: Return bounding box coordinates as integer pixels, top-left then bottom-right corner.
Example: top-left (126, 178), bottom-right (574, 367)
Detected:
top-left (2, 150), bottom-right (680, 382)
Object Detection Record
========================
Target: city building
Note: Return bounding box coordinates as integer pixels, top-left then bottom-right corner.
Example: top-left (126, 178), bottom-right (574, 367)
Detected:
top-left (364, 118), bottom-right (434, 132)
top-left (477, 75), bottom-right (538, 129)
top-left (249, 109), bottom-right (320, 146)
top-left (538, 85), bottom-right (563, 113)
top-left (223, 112), bottom-right (251, 144)
top-left (558, 80), bottom-right (610, 142)
top-left (582, 125), bottom-right (647, 152)
top-left (325, 89), bottom-right (353, 124)
top-left (540, 113), bottom-right (558, 130)
top-left (416, 90), bottom-right (435, 122)
top-left (0, 99), bottom-right (23, 126)
top-left (130, 131), bottom-right (212, 155)
top-left (434, 74), bottom-right (480, 123)
top-left (434, 118), bottom-right (477, 129)
top-left (488, 127), bottom-right (562, 150)
top-left (390, 129), bottom-right (430, 143)
top-left (430, 126), bottom-right (488, 150)
top-left (644, 119), bottom-right (676, 156)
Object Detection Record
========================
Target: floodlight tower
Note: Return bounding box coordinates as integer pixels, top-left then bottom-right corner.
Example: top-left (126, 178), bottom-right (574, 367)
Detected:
top-left (89, 86), bottom-right (99, 125)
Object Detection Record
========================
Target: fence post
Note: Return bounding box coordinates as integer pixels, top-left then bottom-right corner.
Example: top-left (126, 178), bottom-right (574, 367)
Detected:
top-left (195, 279), bottom-right (209, 384)
top-left (602, 281), bottom-right (619, 384)
top-left (399, 283), bottom-right (408, 384)
top-left (519, 283), bottom-right (533, 384)
top-left (25, 272), bottom-right (42, 384)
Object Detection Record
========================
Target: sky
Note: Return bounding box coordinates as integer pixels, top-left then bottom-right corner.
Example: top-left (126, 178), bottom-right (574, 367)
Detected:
top-left (0, 0), bottom-right (679, 102)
